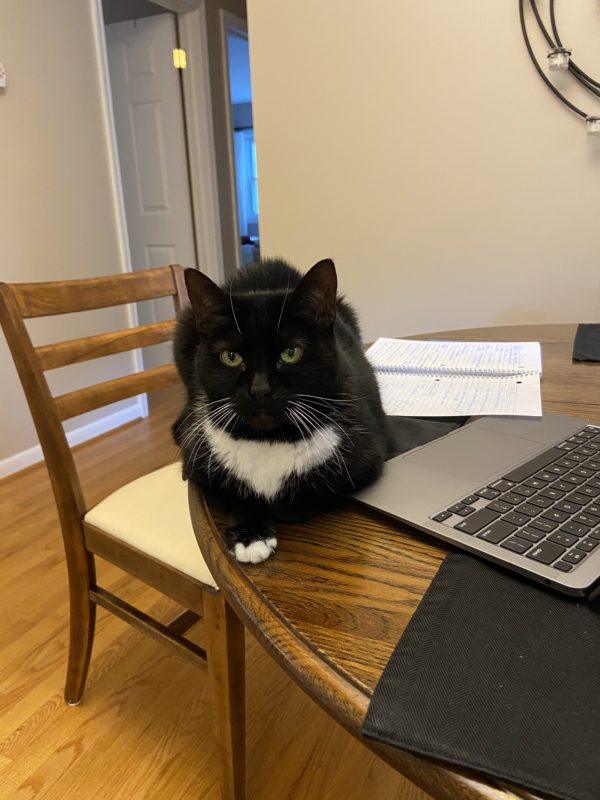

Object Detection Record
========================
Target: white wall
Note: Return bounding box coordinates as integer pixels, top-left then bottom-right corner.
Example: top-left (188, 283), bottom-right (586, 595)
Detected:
top-left (0, 0), bottom-right (141, 474)
top-left (247, 0), bottom-right (600, 341)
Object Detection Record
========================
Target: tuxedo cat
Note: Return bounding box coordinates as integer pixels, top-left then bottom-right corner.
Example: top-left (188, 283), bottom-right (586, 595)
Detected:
top-left (172, 258), bottom-right (394, 563)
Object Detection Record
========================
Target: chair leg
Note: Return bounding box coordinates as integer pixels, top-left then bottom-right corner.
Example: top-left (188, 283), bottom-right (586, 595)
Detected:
top-left (204, 592), bottom-right (246, 800)
top-left (64, 553), bottom-right (97, 705)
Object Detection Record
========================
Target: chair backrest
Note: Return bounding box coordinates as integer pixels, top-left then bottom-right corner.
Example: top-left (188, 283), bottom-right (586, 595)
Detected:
top-left (0, 265), bottom-right (189, 547)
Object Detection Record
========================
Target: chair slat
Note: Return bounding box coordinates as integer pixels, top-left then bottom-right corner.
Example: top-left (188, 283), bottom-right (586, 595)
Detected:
top-left (13, 266), bottom-right (177, 318)
top-left (90, 587), bottom-right (207, 666)
top-left (171, 265), bottom-right (190, 313)
top-left (55, 364), bottom-right (179, 420)
top-left (36, 320), bottom-right (177, 370)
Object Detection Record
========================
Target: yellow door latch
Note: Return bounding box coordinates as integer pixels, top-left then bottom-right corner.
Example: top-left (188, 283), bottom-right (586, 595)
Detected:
top-left (173, 49), bottom-right (187, 69)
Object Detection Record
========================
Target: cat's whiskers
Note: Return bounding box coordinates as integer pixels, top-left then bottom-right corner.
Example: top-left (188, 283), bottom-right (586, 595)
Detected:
top-left (295, 392), bottom-right (363, 406)
top-left (288, 399), bottom-right (350, 443)
top-left (207, 400), bottom-right (238, 427)
top-left (176, 406), bottom-right (201, 430)
top-left (189, 426), bottom-right (211, 472)
top-left (177, 416), bottom-right (206, 450)
top-left (175, 408), bottom-right (208, 448)
top-left (275, 275), bottom-right (292, 333)
top-left (285, 408), bottom-right (338, 491)
top-left (178, 403), bottom-right (222, 444)
top-left (287, 402), bottom-right (329, 441)
top-left (220, 410), bottom-right (239, 435)
top-left (288, 401), bottom-right (355, 487)
top-left (179, 399), bottom-right (229, 449)
top-left (205, 413), bottom-right (237, 482)
top-left (229, 284), bottom-right (242, 335)
top-left (284, 408), bottom-right (312, 456)
top-left (293, 394), bottom-right (368, 441)
top-left (288, 403), bottom-right (339, 460)
top-left (293, 397), bottom-right (370, 439)
top-left (194, 398), bottom-right (232, 419)
top-left (179, 396), bottom-right (245, 481)
top-left (208, 406), bottom-right (234, 426)
top-left (178, 400), bottom-right (232, 472)
top-left (201, 404), bottom-right (242, 478)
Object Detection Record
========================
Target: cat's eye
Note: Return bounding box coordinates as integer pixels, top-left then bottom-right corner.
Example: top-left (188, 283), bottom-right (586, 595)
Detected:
top-left (219, 350), bottom-right (244, 368)
top-left (280, 346), bottom-right (304, 365)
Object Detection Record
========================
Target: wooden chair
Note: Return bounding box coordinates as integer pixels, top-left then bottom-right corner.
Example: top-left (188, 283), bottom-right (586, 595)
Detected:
top-left (0, 266), bottom-right (245, 800)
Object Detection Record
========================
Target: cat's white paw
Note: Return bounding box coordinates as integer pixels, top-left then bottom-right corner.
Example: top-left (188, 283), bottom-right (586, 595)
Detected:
top-left (233, 537), bottom-right (277, 564)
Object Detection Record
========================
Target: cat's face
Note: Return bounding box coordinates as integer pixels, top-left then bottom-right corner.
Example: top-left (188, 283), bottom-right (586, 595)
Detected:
top-left (185, 261), bottom-right (339, 433)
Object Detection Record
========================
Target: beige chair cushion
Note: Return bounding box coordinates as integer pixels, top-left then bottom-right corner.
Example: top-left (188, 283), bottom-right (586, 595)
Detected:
top-left (84, 463), bottom-right (218, 589)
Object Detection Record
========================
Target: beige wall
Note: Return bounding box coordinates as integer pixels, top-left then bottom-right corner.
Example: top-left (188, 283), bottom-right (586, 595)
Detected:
top-left (247, 0), bottom-right (600, 341)
top-left (0, 0), bottom-right (139, 469)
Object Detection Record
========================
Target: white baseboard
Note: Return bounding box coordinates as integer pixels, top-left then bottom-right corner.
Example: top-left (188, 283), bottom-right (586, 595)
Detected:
top-left (0, 398), bottom-right (147, 480)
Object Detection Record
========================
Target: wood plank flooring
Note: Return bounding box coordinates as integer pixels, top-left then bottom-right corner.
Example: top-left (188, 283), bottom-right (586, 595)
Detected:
top-left (0, 388), bottom-right (430, 800)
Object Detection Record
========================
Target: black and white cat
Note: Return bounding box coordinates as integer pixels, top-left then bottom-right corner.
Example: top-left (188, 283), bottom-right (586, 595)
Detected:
top-left (172, 258), bottom-right (394, 563)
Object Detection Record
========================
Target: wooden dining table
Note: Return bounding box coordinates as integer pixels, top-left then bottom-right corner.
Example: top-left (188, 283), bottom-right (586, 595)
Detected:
top-left (188, 324), bottom-right (600, 800)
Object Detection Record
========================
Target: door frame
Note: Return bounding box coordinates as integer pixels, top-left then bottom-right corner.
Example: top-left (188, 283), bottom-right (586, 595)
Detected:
top-left (92, 0), bottom-right (225, 284)
top-left (216, 10), bottom-right (250, 275)
top-left (179, 6), bottom-right (225, 281)
top-left (199, 2), bottom-right (250, 280)
top-left (92, 0), bottom-right (147, 416)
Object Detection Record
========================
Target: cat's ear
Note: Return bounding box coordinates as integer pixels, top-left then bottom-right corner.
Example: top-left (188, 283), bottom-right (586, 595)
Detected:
top-left (184, 268), bottom-right (229, 334)
top-left (290, 259), bottom-right (337, 328)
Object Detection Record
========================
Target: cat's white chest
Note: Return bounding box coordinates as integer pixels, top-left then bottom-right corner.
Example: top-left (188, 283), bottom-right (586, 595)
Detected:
top-left (203, 421), bottom-right (341, 501)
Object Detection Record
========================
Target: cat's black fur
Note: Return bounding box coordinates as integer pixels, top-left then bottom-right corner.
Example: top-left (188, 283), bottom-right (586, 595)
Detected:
top-left (172, 257), bottom-right (394, 561)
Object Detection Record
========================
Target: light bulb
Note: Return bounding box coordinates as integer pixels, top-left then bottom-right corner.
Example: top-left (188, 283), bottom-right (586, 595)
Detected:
top-left (547, 47), bottom-right (572, 72)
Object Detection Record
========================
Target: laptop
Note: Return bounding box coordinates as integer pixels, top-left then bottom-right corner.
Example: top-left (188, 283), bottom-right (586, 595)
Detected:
top-left (353, 413), bottom-right (600, 597)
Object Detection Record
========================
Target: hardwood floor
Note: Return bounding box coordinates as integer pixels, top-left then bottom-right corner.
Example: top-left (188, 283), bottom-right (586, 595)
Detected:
top-left (0, 389), bottom-right (430, 800)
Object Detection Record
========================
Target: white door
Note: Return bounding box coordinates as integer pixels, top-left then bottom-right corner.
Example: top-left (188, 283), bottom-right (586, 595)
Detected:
top-left (105, 14), bottom-right (197, 367)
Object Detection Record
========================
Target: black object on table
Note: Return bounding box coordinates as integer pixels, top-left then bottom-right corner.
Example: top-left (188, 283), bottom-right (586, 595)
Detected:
top-left (362, 551), bottom-right (600, 800)
top-left (572, 324), bottom-right (600, 363)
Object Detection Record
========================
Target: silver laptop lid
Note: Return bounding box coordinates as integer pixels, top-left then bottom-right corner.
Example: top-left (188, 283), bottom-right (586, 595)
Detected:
top-left (354, 414), bottom-right (600, 596)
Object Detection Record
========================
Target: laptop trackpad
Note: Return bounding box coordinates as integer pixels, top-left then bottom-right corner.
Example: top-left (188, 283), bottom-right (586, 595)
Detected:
top-left (401, 427), bottom-right (544, 491)
top-left (355, 427), bottom-right (551, 517)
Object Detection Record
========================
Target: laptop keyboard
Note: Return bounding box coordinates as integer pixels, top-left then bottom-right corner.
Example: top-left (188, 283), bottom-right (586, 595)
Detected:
top-left (431, 425), bottom-right (600, 573)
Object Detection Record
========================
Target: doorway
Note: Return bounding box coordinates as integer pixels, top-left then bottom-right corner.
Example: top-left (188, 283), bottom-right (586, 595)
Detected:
top-left (97, 0), bottom-right (247, 341)
top-left (102, 3), bottom-right (197, 369)
top-left (224, 25), bottom-right (260, 267)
